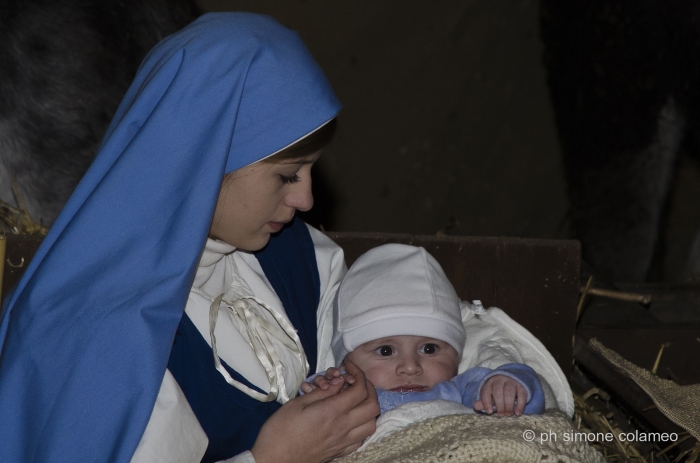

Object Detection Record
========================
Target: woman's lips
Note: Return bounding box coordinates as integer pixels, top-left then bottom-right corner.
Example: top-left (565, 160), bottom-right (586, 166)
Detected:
top-left (267, 222), bottom-right (284, 232)
top-left (389, 385), bottom-right (428, 393)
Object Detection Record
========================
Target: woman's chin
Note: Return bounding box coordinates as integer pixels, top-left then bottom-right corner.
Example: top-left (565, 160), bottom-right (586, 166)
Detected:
top-left (238, 235), bottom-right (271, 252)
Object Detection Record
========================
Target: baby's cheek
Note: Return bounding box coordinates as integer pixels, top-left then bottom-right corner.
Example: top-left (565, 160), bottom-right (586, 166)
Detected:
top-left (362, 366), bottom-right (390, 389)
top-left (441, 370), bottom-right (456, 383)
top-left (443, 361), bottom-right (459, 381)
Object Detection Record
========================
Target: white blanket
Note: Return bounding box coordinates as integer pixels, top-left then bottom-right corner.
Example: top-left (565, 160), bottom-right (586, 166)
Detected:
top-left (458, 303), bottom-right (573, 416)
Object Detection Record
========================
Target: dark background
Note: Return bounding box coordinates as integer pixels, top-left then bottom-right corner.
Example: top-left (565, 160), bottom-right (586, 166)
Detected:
top-left (2, 0), bottom-right (698, 284)
top-left (197, 0), bottom-right (700, 283)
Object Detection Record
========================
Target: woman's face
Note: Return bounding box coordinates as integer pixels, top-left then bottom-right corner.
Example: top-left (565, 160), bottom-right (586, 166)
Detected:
top-left (209, 151), bottom-right (321, 251)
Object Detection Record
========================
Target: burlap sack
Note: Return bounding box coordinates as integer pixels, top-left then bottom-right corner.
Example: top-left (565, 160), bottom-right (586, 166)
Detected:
top-left (589, 338), bottom-right (700, 441)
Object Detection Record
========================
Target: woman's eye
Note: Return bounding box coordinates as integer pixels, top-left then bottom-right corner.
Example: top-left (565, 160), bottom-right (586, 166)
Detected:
top-left (421, 344), bottom-right (439, 355)
top-left (376, 346), bottom-right (394, 357)
top-left (279, 174), bottom-right (300, 184)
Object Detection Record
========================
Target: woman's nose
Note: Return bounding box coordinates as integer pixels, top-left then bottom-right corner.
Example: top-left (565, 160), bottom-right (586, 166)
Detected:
top-left (397, 354), bottom-right (422, 376)
top-left (284, 178), bottom-right (314, 212)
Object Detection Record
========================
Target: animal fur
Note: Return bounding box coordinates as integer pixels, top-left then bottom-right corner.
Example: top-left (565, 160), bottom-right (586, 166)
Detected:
top-left (541, 0), bottom-right (700, 282)
top-left (0, 0), bottom-right (199, 227)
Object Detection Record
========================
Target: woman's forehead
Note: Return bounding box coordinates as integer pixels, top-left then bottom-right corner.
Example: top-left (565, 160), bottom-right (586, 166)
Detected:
top-left (275, 151), bottom-right (322, 165)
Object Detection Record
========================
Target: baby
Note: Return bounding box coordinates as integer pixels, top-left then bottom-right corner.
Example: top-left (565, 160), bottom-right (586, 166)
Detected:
top-left (302, 244), bottom-right (545, 416)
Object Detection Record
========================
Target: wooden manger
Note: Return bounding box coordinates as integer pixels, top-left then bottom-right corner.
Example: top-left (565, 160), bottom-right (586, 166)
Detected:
top-left (5, 231), bottom-right (700, 460)
top-left (1, 232), bottom-right (581, 376)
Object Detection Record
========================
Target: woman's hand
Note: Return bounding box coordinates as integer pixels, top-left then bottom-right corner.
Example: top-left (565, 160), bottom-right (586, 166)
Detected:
top-left (251, 361), bottom-right (379, 463)
top-left (300, 367), bottom-right (355, 394)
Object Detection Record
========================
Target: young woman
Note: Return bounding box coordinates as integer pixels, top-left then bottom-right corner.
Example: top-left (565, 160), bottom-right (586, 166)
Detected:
top-left (0, 13), bottom-right (378, 463)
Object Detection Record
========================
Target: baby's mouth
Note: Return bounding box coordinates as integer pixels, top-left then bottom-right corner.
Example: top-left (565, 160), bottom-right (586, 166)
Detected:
top-left (389, 385), bottom-right (428, 393)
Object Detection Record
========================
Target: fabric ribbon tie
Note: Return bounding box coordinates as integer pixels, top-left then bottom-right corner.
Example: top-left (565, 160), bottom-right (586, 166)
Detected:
top-left (206, 288), bottom-right (309, 403)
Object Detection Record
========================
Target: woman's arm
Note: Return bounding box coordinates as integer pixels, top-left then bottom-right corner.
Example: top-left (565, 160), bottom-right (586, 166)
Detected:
top-left (131, 370), bottom-right (208, 463)
top-left (246, 228), bottom-right (377, 463)
top-left (308, 225), bottom-right (347, 371)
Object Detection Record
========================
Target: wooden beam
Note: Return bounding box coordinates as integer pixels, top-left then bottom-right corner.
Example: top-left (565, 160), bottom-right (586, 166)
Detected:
top-left (577, 327), bottom-right (700, 385)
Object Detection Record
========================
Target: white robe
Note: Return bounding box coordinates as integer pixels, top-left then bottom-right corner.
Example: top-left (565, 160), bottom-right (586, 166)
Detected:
top-left (131, 225), bottom-right (346, 463)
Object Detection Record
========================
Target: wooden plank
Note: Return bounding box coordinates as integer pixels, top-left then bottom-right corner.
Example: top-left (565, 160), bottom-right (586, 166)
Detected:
top-left (574, 336), bottom-right (698, 452)
top-left (326, 232), bottom-right (581, 376)
top-left (577, 327), bottom-right (700, 385)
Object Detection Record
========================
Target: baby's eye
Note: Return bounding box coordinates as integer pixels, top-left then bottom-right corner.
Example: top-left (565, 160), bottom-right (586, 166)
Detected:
top-left (375, 346), bottom-right (394, 357)
top-left (421, 343), bottom-right (439, 355)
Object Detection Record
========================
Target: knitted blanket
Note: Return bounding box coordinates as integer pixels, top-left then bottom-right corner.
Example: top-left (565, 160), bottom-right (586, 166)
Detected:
top-left (337, 408), bottom-right (606, 463)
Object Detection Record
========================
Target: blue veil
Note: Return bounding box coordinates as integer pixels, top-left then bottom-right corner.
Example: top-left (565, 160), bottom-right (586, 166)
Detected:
top-left (0, 13), bottom-right (340, 462)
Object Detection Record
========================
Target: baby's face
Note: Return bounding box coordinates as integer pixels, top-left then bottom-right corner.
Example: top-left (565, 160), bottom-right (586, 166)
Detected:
top-left (345, 335), bottom-right (459, 392)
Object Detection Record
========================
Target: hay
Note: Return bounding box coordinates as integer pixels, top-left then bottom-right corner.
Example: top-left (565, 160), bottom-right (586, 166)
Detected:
top-left (573, 388), bottom-right (646, 462)
top-left (0, 199), bottom-right (47, 236)
top-left (573, 353), bottom-right (700, 463)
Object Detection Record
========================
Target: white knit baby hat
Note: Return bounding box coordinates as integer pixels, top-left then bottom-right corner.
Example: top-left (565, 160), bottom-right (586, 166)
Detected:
top-left (332, 243), bottom-right (466, 362)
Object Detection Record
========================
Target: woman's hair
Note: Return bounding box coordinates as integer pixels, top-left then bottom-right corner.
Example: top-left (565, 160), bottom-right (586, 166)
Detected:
top-left (262, 117), bottom-right (337, 163)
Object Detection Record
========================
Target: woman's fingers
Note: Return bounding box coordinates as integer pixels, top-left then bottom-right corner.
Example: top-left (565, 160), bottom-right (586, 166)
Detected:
top-left (311, 371), bottom-right (344, 390)
top-left (326, 361), bottom-right (373, 413)
top-left (314, 361), bottom-right (378, 440)
top-left (322, 367), bottom-right (344, 387)
top-left (330, 398), bottom-right (378, 460)
top-left (342, 360), bottom-right (363, 380)
top-left (343, 412), bottom-right (377, 445)
top-left (341, 371), bottom-right (356, 385)
top-left (299, 377), bottom-right (348, 403)
top-left (345, 379), bottom-right (380, 427)
top-left (300, 365), bottom-right (378, 429)
top-left (335, 442), bottom-right (363, 459)
top-left (333, 419), bottom-right (376, 458)
top-left (309, 371), bottom-right (378, 458)
top-left (251, 379), bottom-right (366, 463)
top-left (251, 361), bottom-right (379, 463)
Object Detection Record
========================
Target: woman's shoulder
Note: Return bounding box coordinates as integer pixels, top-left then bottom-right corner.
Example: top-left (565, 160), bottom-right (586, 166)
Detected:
top-left (305, 222), bottom-right (343, 254)
top-left (304, 222), bottom-right (347, 281)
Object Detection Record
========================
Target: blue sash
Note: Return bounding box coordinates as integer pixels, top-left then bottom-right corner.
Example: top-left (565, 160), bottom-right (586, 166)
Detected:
top-left (168, 217), bottom-right (320, 462)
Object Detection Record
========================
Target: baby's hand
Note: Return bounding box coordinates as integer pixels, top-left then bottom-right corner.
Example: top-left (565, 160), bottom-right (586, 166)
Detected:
top-left (474, 374), bottom-right (528, 416)
top-left (299, 367), bottom-right (356, 394)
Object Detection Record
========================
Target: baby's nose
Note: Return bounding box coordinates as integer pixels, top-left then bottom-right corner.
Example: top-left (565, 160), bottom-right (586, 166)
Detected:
top-left (397, 355), bottom-right (423, 375)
